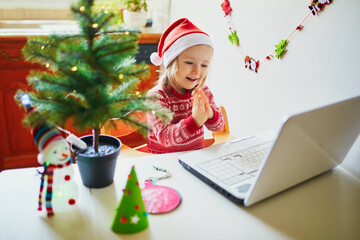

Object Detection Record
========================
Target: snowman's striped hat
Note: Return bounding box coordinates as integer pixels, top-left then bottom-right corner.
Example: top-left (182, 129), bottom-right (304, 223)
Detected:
top-left (26, 106), bottom-right (63, 152)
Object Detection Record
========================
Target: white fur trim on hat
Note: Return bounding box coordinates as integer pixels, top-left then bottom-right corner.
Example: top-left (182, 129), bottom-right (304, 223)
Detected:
top-left (163, 33), bottom-right (213, 68)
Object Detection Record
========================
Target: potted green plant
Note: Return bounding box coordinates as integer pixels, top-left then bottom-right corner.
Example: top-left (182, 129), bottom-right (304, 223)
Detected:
top-left (121, 0), bottom-right (148, 29)
top-left (15, 0), bottom-right (172, 188)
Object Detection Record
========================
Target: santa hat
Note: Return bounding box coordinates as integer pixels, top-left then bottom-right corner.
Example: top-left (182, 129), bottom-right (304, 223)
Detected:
top-left (150, 18), bottom-right (213, 68)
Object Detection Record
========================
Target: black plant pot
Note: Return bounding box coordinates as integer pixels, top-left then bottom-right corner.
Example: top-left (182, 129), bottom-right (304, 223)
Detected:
top-left (71, 134), bottom-right (121, 188)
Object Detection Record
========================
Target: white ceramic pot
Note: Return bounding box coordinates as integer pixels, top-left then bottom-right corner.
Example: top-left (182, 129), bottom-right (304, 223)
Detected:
top-left (123, 9), bottom-right (148, 29)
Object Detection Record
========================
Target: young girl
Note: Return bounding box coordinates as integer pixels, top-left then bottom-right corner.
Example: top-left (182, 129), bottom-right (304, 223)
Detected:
top-left (147, 18), bottom-right (225, 154)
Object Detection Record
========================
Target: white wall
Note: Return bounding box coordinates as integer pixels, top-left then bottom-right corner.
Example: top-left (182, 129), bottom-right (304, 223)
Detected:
top-left (170, 0), bottom-right (360, 177)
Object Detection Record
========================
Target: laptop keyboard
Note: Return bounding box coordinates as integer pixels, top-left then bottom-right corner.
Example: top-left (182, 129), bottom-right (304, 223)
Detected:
top-left (198, 143), bottom-right (272, 186)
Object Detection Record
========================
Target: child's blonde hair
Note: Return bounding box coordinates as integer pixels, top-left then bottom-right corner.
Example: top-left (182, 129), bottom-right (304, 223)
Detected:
top-left (158, 58), bottom-right (178, 91)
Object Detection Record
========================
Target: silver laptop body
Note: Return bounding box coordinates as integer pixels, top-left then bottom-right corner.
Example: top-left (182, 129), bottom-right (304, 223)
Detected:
top-left (178, 95), bottom-right (360, 206)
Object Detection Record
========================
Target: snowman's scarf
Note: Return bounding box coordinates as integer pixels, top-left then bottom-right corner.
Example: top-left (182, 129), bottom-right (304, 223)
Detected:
top-left (37, 159), bottom-right (72, 216)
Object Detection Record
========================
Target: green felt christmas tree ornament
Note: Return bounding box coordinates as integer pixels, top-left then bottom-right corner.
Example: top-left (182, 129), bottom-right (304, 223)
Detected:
top-left (111, 166), bottom-right (149, 234)
top-left (228, 30), bottom-right (239, 46)
top-left (275, 39), bottom-right (288, 59)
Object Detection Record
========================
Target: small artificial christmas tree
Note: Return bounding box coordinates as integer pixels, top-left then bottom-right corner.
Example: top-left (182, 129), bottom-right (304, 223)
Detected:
top-left (111, 166), bottom-right (148, 234)
top-left (15, 0), bottom-right (172, 153)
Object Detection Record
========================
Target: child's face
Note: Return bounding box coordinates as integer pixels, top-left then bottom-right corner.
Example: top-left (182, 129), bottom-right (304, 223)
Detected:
top-left (173, 45), bottom-right (213, 94)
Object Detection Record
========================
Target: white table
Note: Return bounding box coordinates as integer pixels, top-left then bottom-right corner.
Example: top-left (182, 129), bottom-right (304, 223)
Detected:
top-left (1, 147), bottom-right (360, 240)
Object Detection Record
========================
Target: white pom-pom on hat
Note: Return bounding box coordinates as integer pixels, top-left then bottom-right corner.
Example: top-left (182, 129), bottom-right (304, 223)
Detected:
top-left (150, 52), bottom-right (162, 66)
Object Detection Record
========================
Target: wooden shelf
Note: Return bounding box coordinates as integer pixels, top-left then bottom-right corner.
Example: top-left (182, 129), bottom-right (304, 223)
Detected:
top-left (138, 33), bottom-right (162, 44)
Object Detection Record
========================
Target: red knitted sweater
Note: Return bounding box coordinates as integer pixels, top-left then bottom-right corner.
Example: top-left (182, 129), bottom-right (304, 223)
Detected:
top-left (146, 84), bottom-right (225, 154)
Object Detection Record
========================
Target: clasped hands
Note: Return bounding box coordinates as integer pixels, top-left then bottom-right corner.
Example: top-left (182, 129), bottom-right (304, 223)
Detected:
top-left (192, 87), bottom-right (214, 127)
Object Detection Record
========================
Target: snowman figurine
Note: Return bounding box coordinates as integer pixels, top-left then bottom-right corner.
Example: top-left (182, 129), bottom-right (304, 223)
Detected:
top-left (21, 95), bottom-right (78, 217)
top-left (36, 136), bottom-right (78, 217)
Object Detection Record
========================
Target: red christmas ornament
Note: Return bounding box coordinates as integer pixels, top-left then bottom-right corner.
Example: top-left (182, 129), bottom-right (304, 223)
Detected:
top-left (296, 25), bottom-right (303, 31)
top-left (221, 0), bottom-right (232, 16)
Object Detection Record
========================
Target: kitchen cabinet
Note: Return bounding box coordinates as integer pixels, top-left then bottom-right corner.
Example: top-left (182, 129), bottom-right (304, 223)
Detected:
top-left (0, 33), bottom-right (161, 171)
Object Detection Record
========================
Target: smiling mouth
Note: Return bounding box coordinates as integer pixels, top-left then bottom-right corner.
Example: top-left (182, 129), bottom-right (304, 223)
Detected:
top-left (186, 77), bottom-right (198, 82)
top-left (58, 157), bottom-right (68, 161)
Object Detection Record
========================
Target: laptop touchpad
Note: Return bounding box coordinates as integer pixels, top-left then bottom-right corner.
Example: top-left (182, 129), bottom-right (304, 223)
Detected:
top-left (237, 184), bottom-right (251, 193)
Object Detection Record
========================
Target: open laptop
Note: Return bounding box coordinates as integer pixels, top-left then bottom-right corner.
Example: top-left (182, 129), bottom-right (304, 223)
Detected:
top-left (178, 95), bottom-right (360, 206)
